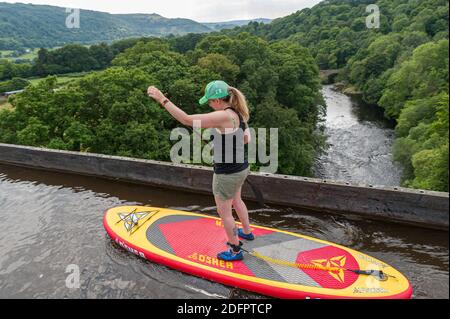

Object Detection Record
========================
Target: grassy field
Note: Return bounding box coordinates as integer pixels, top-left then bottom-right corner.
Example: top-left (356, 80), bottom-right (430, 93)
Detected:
top-left (0, 72), bottom-right (92, 111)
top-left (17, 48), bottom-right (40, 61)
top-left (0, 48), bottom-right (40, 61)
top-left (27, 72), bottom-right (90, 86)
top-left (1, 46), bottom-right (92, 62)
top-left (0, 50), bottom-right (14, 58)
top-left (0, 47), bottom-right (73, 62)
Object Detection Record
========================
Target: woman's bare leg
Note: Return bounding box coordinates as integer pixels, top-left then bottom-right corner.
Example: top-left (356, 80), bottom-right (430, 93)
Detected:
top-left (232, 187), bottom-right (252, 234)
top-left (215, 195), bottom-right (240, 246)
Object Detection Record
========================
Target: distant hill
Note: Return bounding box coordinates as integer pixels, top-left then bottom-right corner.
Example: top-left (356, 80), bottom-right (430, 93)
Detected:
top-left (0, 2), bottom-right (212, 49)
top-left (203, 18), bottom-right (272, 31)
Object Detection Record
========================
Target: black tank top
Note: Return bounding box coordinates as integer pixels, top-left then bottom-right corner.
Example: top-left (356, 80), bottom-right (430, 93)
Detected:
top-left (211, 108), bottom-right (249, 175)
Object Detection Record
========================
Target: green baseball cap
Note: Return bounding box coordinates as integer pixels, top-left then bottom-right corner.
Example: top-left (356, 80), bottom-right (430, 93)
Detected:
top-left (199, 80), bottom-right (230, 105)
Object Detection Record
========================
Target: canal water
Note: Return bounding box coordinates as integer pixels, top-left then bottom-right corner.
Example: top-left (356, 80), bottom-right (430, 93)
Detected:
top-left (0, 163), bottom-right (448, 299)
top-left (315, 85), bottom-right (403, 186)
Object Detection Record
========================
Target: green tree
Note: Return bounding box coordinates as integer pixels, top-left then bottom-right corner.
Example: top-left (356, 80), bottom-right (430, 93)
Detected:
top-left (197, 53), bottom-right (240, 84)
top-left (17, 117), bottom-right (49, 146)
top-left (253, 95), bottom-right (324, 176)
top-left (380, 40), bottom-right (449, 119)
top-left (62, 121), bottom-right (94, 151)
top-left (0, 77), bottom-right (30, 93)
top-left (393, 93), bottom-right (449, 191)
top-left (0, 32), bottom-right (326, 179)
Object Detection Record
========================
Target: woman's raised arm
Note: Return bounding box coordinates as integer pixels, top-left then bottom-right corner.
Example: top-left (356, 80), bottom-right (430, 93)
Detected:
top-left (147, 86), bottom-right (228, 128)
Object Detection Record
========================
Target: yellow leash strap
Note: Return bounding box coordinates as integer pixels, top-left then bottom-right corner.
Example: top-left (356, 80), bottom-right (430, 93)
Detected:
top-left (250, 251), bottom-right (341, 273)
top-left (245, 250), bottom-right (396, 281)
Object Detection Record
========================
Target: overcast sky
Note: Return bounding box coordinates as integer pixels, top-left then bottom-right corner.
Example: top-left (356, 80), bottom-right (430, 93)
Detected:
top-left (2, 0), bottom-right (323, 22)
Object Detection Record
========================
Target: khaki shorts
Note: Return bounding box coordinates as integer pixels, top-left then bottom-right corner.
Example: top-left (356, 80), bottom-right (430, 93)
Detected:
top-left (213, 167), bottom-right (250, 201)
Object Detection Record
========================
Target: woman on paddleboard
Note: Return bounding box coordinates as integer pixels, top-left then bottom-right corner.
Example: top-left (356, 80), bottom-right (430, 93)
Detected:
top-left (147, 80), bottom-right (253, 262)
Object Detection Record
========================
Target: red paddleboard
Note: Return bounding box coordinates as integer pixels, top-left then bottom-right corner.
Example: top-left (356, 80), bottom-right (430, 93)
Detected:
top-left (103, 206), bottom-right (412, 299)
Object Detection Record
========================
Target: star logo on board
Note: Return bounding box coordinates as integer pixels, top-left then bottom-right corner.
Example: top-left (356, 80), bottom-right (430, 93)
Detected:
top-left (117, 211), bottom-right (150, 232)
top-left (311, 256), bottom-right (347, 283)
top-left (297, 247), bottom-right (358, 289)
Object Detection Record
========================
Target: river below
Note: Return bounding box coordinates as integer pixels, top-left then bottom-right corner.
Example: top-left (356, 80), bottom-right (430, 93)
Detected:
top-left (315, 85), bottom-right (403, 186)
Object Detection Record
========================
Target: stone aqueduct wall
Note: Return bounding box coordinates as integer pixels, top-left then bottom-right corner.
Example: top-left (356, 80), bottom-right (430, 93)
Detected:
top-left (0, 143), bottom-right (448, 230)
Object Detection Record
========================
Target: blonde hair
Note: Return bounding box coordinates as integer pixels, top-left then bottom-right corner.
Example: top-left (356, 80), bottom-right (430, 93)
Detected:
top-left (224, 87), bottom-right (250, 122)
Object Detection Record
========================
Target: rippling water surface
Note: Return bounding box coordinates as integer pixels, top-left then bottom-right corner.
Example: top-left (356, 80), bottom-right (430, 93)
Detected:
top-left (0, 164), bottom-right (447, 299)
top-left (315, 86), bottom-right (402, 186)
